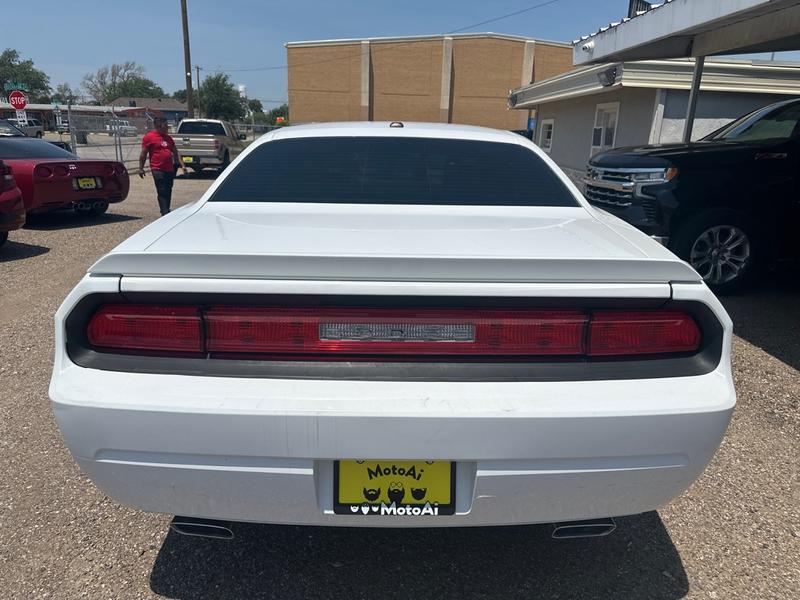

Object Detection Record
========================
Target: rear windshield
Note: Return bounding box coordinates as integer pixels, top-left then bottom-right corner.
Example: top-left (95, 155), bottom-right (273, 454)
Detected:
top-left (0, 138), bottom-right (77, 159)
top-left (210, 137), bottom-right (577, 206)
top-left (178, 121), bottom-right (226, 136)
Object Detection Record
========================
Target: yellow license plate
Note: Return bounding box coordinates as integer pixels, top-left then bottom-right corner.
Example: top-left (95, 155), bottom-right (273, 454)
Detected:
top-left (76, 177), bottom-right (97, 190)
top-left (334, 460), bottom-right (455, 516)
top-left (182, 156), bottom-right (194, 163)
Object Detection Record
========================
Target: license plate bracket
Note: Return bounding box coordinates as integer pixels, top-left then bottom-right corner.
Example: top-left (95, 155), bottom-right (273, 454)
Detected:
top-left (333, 460), bottom-right (456, 516)
top-left (76, 177), bottom-right (98, 190)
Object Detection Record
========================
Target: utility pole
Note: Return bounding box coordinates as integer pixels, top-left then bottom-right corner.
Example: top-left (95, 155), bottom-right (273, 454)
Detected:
top-left (195, 65), bottom-right (202, 118)
top-left (180, 0), bottom-right (195, 117)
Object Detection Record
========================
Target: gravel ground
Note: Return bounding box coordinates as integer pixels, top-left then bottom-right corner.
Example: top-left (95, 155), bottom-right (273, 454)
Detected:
top-left (1, 175), bottom-right (798, 599)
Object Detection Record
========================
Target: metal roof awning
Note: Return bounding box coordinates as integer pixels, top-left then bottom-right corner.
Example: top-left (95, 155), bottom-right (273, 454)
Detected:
top-left (508, 58), bottom-right (800, 109)
top-left (572, 0), bottom-right (800, 143)
top-left (574, 0), bottom-right (800, 65)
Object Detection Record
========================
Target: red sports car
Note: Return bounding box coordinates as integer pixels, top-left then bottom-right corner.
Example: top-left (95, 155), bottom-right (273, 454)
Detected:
top-left (0, 136), bottom-right (129, 216)
top-left (0, 159), bottom-right (25, 247)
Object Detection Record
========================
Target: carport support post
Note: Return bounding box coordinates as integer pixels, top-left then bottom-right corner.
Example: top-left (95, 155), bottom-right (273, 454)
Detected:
top-left (67, 103), bottom-right (77, 154)
top-left (683, 56), bottom-right (705, 143)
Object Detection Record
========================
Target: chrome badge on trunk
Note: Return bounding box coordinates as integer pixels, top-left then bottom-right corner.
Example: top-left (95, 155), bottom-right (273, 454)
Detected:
top-left (319, 323), bottom-right (475, 343)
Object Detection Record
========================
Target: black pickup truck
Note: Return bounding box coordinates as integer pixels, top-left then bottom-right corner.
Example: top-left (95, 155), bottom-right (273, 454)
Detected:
top-left (584, 98), bottom-right (800, 293)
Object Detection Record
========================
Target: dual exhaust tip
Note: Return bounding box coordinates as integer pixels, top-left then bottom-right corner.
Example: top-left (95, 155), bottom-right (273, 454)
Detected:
top-left (170, 516), bottom-right (234, 540)
top-left (551, 517), bottom-right (616, 539)
top-left (74, 200), bottom-right (106, 210)
top-left (170, 515), bottom-right (615, 541)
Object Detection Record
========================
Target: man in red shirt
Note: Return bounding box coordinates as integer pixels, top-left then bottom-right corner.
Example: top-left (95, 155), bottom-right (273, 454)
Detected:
top-left (138, 117), bottom-right (186, 215)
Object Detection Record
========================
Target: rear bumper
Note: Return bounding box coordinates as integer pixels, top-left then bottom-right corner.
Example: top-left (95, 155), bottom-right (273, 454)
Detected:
top-left (0, 196), bottom-right (25, 232)
top-left (178, 152), bottom-right (223, 166)
top-left (50, 277), bottom-right (735, 527)
top-left (51, 363), bottom-right (734, 527)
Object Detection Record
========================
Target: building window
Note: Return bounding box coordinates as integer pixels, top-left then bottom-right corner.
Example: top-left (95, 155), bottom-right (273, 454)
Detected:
top-left (539, 119), bottom-right (554, 153)
top-left (591, 102), bottom-right (619, 156)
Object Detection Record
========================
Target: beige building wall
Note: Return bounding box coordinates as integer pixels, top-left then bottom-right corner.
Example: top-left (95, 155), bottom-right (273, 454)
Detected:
top-left (371, 41), bottom-right (443, 122)
top-left (533, 43), bottom-right (575, 82)
top-left (287, 44), bottom-right (362, 122)
top-left (286, 35), bottom-right (572, 128)
top-left (450, 37), bottom-right (526, 129)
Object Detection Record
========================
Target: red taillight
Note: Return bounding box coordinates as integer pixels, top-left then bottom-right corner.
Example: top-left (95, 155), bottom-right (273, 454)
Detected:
top-left (213, 140), bottom-right (221, 150)
top-left (84, 305), bottom-right (701, 360)
top-left (204, 307), bottom-right (588, 356)
top-left (0, 163), bottom-right (14, 191)
top-left (54, 165), bottom-right (70, 176)
top-left (587, 311), bottom-right (700, 356)
top-left (35, 165), bottom-right (53, 178)
top-left (87, 305), bottom-right (202, 352)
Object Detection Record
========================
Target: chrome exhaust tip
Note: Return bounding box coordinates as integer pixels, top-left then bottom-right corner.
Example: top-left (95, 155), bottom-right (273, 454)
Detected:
top-left (551, 517), bottom-right (616, 539)
top-left (170, 516), bottom-right (234, 540)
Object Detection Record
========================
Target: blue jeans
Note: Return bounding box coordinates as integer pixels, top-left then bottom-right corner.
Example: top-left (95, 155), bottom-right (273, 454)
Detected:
top-left (152, 169), bottom-right (174, 215)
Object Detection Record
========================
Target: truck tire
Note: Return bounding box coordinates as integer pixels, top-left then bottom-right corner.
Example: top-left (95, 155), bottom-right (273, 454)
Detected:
top-left (35, 131), bottom-right (43, 138)
top-left (219, 151), bottom-right (230, 172)
top-left (671, 209), bottom-right (758, 295)
top-left (0, 231), bottom-right (8, 247)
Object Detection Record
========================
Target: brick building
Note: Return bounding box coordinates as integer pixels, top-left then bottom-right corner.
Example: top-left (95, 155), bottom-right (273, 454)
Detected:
top-left (286, 33), bottom-right (572, 130)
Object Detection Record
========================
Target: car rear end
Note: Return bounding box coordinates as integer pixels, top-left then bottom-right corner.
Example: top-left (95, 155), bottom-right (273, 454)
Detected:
top-left (23, 159), bottom-right (129, 213)
top-left (176, 137), bottom-right (224, 167)
top-left (175, 120), bottom-right (229, 168)
top-left (50, 124), bottom-right (735, 528)
top-left (0, 160), bottom-right (25, 243)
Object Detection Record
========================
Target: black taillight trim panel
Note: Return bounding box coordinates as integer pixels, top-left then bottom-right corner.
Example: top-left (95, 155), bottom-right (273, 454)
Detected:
top-left (65, 292), bottom-right (723, 382)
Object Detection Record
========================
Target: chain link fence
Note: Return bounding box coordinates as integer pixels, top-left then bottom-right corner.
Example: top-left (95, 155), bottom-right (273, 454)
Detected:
top-left (66, 112), bottom-right (154, 166)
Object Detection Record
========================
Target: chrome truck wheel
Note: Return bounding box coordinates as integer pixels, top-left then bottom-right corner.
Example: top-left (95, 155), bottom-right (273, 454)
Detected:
top-left (689, 225), bottom-right (751, 287)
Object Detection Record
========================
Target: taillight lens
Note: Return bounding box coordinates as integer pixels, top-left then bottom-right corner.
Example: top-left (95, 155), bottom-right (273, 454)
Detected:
top-left (587, 310), bottom-right (700, 356)
top-left (87, 305), bottom-right (202, 352)
top-left (1, 163), bottom-right (14, 191)
top-left (213, 140), bottom-right (221, 150)
top-left (84, 305), bottom-right (701, 360)
top-left (54, 165), bottom-right (70, 176)
top-left (35, 165), bottom-right (53, 178)
top-left (204, 307), bottom-right (587, 356)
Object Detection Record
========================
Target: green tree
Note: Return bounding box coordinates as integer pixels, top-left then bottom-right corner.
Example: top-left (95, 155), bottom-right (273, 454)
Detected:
top-left (267, 103), bottom-right (289, 124)
top-left (82, 62), bottom-right (164, 104)
top-left (246, 98), bottom-right (263, 115)
top-left (112, 76), bottom-right (165, 99)
top-left (252, 111), bottom-right (270, 125)
top-left (0, 49), bottom-right (51, 102)
top-left (198, 73), bottom-right (245, 121)
top-left (172, 89), bottom-right (187, 103)
top-left (52, 82), bottom-right (79, 104)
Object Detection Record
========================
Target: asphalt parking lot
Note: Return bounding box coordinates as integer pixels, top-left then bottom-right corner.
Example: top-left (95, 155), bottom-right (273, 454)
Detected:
top-left (1, 175), bottom-right (798, 599)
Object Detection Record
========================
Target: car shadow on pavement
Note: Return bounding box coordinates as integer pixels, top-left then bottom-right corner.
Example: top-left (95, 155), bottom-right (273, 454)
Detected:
top-left (721, 273), bottom-right (800, 371)
top-left (0, 240), bottom-right (50, 262)
top-left (23, 212), bottom-right (141, 231)
top-left (149, 511), bottom-right (688, 600)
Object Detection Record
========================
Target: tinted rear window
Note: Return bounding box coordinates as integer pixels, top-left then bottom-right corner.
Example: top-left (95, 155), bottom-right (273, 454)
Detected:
top-left (178, 121), bottom-right (226, 136)
top-left (0, 138), bottom-right (77, 159)
top-left (210, 137), bottom-right (577, 206)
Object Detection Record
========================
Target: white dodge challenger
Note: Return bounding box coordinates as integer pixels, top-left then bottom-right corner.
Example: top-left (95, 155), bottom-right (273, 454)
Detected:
top-left (50, 122), bottom-right (735, 539)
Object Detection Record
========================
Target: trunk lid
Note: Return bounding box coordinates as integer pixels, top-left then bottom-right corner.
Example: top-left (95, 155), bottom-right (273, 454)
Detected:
top-left (90, 202), bottom-right (701, 283)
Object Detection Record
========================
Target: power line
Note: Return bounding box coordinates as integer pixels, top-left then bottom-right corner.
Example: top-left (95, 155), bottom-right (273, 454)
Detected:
top-left (447, 0), bottom-right (563, 34)
top-left (209, 0), bottom-right (568, 74)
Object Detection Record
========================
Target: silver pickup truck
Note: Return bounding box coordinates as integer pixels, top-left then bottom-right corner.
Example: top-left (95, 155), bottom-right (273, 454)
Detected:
top-left (7, 117), bottom-right (44, 138)
top-left (174, 119), bottom-right (247, 172)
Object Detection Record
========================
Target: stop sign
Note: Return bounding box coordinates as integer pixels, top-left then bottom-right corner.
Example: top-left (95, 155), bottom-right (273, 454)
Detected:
top-left (8, 90), bottom-right (27, 110)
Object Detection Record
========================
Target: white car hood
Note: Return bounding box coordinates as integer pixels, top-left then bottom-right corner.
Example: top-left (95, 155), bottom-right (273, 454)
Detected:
top-left (90, 202), bottom-right (701, 283)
